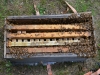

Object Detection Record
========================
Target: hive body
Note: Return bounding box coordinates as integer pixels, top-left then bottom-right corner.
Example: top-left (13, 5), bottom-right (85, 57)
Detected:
top-left (4, 12), bottom-right (96, 63)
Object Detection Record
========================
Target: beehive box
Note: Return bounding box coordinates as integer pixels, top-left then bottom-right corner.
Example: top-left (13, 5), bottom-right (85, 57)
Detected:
top-left (4, 12), bottom-right (96, 63)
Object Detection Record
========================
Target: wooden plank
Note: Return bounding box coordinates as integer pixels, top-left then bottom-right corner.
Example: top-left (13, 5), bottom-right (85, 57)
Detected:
top-left (7, 47), bottom-right (69, 53)
top-left (17, 31), bottom-right (21, 34)
top-left (7, 32), bottom-right (91, 39)
top-left (7, 12), bottom-right (91, 20)
top-left (7, 40), bottom-right (80, 46)
top-left (47, 64), bottom-right (52, 75)
top-left (6, 24), bottom-right (86, 30)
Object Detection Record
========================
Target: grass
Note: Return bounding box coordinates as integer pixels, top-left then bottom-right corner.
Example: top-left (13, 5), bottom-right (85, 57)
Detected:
top-left (0, 0), bottom-right (34, 16)
top-left (0, 60), bottom-right (12, 75)
top-left (37, 5), bottom-right (46, 15)
top-left (37, 0), bottom-right (46, 15)
top-left (55, 70), bottom-right (69, 75)
top-left (5, 61), bottom-right (12, 73)
top-left (78, 71), bottom-right (85, 75)
top-left (97, 49), bottom-right (100, 60)
top-left (75, 0), bottom-right (88, 12)
top-left (74, 0), bottom-right (96, 16)
top-left (0, 0), bottom-right (99, 75)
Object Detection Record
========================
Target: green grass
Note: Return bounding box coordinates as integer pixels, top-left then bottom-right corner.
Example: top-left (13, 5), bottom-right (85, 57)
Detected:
top-left (0, 0), bottom-right (99, 75)
top-left (37, 5), bottom-right (46, 15)
top-left (75, 0), bottom-right (88, 12)
top-left (5, 61), bottom-right (12, 73)
top-left (97, 49), bottom-right (100, 60)
top-left (78, 71), bottom-right (85, 75)
top-left (0, 0), bottom-right (34, 16)
top-left (75, 0), bottom-right (96, 16)
top-left (0, 61), bottom-right (12, 74)
top-left (37, 0), bottom-right (46, 15)
top-left (55, 70), bottom-right (69, 75)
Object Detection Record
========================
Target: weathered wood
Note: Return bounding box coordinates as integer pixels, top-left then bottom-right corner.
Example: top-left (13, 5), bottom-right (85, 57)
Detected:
top-left (47, 64), bottom-right (52, 75)
top-left (64, 0), bottom-right (77, 14)
top-left (6, 24), bottom-right (86, 30)
top-left (7, 40), bottom-right (80, 46)
top-left (7, 12), bottom-right (91, 20)
top-left (33, 2), bottom-right (40, 16)
top-left (7, 32), bottom-right (91, 39)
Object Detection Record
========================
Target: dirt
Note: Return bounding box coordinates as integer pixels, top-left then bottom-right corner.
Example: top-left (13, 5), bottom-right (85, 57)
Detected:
top-left (0, 0), bottom-right (100, 75)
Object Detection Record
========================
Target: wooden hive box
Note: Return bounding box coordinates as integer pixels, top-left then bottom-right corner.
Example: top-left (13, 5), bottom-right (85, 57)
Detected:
top-left (4, 12), bottom-right (96, 63)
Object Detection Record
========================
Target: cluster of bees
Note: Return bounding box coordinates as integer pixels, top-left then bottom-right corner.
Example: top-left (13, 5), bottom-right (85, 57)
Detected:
top-left (8, 47), bottom-right (29, 59)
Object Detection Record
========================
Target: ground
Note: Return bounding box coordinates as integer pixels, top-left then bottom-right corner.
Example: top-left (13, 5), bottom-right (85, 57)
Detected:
top-left (0, 0), bottom-right (100, 75)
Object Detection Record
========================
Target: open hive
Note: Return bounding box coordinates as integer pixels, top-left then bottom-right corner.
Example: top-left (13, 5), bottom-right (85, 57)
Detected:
top-left (4, 12), bottom-right (96, 62)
